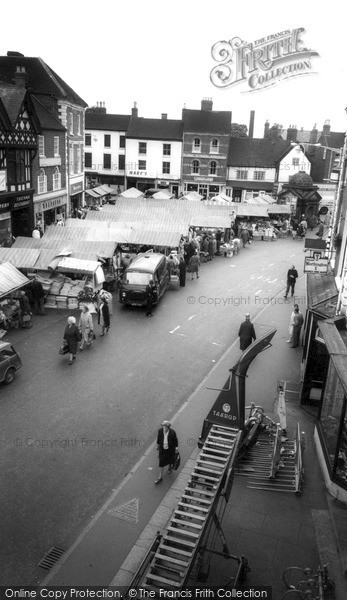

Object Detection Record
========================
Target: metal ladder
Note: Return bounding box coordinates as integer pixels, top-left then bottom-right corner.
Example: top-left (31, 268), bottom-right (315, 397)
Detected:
top-left (138, 425), bottom-right (241, 591)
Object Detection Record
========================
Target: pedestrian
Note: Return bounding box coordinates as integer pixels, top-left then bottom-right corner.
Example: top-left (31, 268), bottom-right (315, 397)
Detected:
top-left (154, 420), bottom-right (179, 485)
top-left (18, 290), bottom-right (31, 327)
top-left (287, 303), bottom-right (299, 343)
top-left (98, 292), bottom-right (110, 335)
top-left (291, 307), bottom-right (304, 348)
top-left (284, 265), bottom-right (299, 299)
top-left (241, 228), bottom-right (250, 248)
top-left (31, 278), bottom-right (45, 315)
top-left (179, 256), bottom-right (186, 287)
top-left (216, 229), bottom-right (223, 255)
top-left (316, 222), bottom-right (324, 239)
top-left (145, 279), bottom-right (156, 316)
top-left (189, 250), bottom-right (200, 280)
top-left (167, 254), bottom-right (176, 278)
top-left (238, 313), bottom-right (256, 351)
top-left (63, 316), bottom-right (81, 365)
top-left (78, 305), bottom-right (94, 350)
top-left (208, 236), bottom-right (214, 260)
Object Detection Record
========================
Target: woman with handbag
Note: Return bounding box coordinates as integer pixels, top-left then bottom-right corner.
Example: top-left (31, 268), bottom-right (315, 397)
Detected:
top-left (154, 421), bottom-right (179, 485)
top-left (63, 316), bottom-right (80, 365)
top-left (78, 305), bottom-right (94, 350)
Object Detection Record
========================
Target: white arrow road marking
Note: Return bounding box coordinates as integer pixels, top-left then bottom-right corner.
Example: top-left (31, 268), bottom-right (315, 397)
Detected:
top-left (268, 263), bottom-right (275, 266)
top-left (170, 326), bottom-right (181, 334)
top-left (254, 289), bottom-right (262, 295)
top-left (188, 315), bottom-right (196, 321)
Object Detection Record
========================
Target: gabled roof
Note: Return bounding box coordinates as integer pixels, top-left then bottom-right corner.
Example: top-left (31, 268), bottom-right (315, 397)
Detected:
top-left (126, 117), bottom-right (183, 141)
top-left (227, 138), bottom-right (292, 167)
top-left (85, 111), bottom-right (131, 132)
top-left (183, 109), bottom-right (231, 134)
top-left (317, 131), bottom-right (345, 149)
top-left (0, 55), bottom-right (87, 107)
top-left (0, 81), bottom-right (26, 125)
top-left (30, 94), bottom-right (66, 132)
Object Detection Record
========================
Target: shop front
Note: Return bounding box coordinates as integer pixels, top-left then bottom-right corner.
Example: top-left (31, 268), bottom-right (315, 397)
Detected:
top-left (184, 177), bottom-right (221, 200)
top-left (33, 193), bottom-right (68, 230)
top-left (70, 180), bottom-right (84, 216)
top-left (313, 319), bottom-right (347, 500)
top-left (0, 191), bottom-right (33, 242)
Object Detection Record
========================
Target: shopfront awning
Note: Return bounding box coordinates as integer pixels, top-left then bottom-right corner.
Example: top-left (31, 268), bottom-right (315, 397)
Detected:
top-left (0, 262), bottom-right (29, 298)
top-left (307, 273), bottom-right (338, 317)
top-left (0, 248), bottom-right (41, 269)
top-left (128, 230), bottom-right (182, 248)
top-left (228, 203), bottom-right (269, 217)
top-left (317, 320), bottom-right (347, 397)
top-left (85, 189), bottom-right (102, 199)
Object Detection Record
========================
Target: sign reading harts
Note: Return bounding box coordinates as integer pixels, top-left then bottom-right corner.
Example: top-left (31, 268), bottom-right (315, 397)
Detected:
top-left (210, 28), bottom-right (319, 91)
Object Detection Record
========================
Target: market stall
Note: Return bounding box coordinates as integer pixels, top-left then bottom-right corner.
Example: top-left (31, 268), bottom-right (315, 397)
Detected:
top-left (0, 262), bottom-right (30, 333)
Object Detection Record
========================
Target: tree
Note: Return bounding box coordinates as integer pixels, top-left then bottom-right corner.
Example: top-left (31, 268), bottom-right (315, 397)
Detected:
top-left (230, 123), bottom-right (248, 138)
top-left (265, 123), bottom-right (284, 141)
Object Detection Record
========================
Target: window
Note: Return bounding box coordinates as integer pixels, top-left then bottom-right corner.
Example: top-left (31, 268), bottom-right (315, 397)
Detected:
top-left (68, 112), bottom-right (73, 135)
top-left (254, 170), bottom-right (265, 181)
top-left (104, 134), bottom-right (111, 147)
top-left (72, 145), bottom-right (82, 174)
top-left (162, 162), bottom-right (170, 174)
top-left (193, 138), bottom-right (201, 152)
top-left (163, 143), bottom-right (171, 156)
top-left (192, 160), bottom-right (200, 174)
top-left (138, 160), bottom-right (146, 170)
top-left (209, 161), bottom-right (217, 176)
top-left (103, 154), bottom-right (111, 169)
top-left (38, 168), bottom-right (47, 194)
top-left (292, 157), bottom-right (300, 167)
top-left (38, 136), bottom-right (45, 157)
top-left (85, 133), bottom-right (91, 146)
top-left (53, 167), bottom-right (61, 190)
top-left (236, 169), bottom-right (248, 180)
top-left (7, 150), bottom-right (26, 184)
top-left (85, 152), bottom-right (92, 168)
top-left (139, 142), bottom-right (147, 154)
top-left (210, 139), bottom-right (219, 153)
top-left (119, 135), bottom-right (125, 148)
top-left (77, 114), bottom-right (81, 135)
top-left (118, 154), bottom-right (125, 170)
top-left (54, 136), bottom-right (60, 157)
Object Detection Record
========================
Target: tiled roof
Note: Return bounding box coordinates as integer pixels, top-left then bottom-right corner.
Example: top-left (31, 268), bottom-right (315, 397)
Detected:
top-left (31, 94), bottom-right (66, 131)
top-left (317, 131), bottom-right (345, 149)
top-left (126, 117), bottom-right (183, 141)
top-left (227, 138), bottom-right (292, 167)
top-left (0, 81), bottom-right (26, 125)
top-left (0, 55), bottom-right (87, 107)
top-left (183, 109), bottom-right (231, 134)
top-left (85, 111), bottom-right (131, 131)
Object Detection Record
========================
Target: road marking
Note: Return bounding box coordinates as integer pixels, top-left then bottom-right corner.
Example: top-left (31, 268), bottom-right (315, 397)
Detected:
top-left (188, 315), bottom-right (196, 321)
top-left (211, 341), bottom-right (222, 346)
top-left (257, 275), bottom-right (263, 279)
top-left (170, 326), bottom-right (180, 334)
top-left (230, 265), bottom-right (236, 267)
top-left (268, 263), bottom-right (274, 266)
top-left (107, 498), bottom-right (139, 523)
top-left (255, 289), bottom-right (262, 295)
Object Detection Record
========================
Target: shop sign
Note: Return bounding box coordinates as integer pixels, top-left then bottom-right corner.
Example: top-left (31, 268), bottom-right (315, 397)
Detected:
top-left (304, 253), bottom-right (329, 273)
top-left (194, 177), bottom-right (214, 182)
top-left (0, 170), bottom-right (6, 192)
top-left (35, 196), bottom-right (67, 212)
top-left (127, 170), bottom-right (148, 177)
top-left (70, 181), bottom-right (84, 195)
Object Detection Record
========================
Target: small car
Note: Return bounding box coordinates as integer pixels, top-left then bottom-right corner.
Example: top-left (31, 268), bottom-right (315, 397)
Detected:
top-left (0, 340), bottom-right (22, 384)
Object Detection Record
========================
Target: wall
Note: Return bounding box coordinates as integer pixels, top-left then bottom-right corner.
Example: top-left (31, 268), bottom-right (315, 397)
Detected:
top-left (125, 138), bottom-right (182, 180)
top-left (278, 147), bottom-right (311, 183)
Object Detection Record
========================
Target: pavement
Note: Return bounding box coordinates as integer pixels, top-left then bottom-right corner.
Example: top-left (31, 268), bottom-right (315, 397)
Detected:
top-left (37, 254), bottom-right (347, 599)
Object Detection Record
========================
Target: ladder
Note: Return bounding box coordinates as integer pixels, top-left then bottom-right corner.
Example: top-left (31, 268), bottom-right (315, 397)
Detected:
top-left (138, 425), bottom-right (241, 591)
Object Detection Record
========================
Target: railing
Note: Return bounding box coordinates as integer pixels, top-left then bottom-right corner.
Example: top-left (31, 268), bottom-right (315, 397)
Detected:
top-left (269, 424), bottom-right (282, 481)
top-left (294, 423), bottom-right (305, 495)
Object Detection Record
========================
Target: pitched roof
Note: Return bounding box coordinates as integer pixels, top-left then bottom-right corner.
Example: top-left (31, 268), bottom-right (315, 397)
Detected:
top-left (183, 109), bottom-right (231, 134)
top-left (317, 131), bottom-right (345, 149)
top-left (0, 55), bottom-right (87, 107)
top-left (126, 117), bottom-right (183, 141)
top-left (85, 111), bottom-right (131, 131)
top-left (0, 81), bottom-right (26, 125)
top-left (227, 138), bottom-right (292, 167)
top-left (30, 94), bottom-right (66, 131)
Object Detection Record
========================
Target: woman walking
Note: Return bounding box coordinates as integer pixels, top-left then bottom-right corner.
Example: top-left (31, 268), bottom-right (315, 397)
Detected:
top-left (98, 293), bottom-right (110, 336)
top-left (78, 305), bottom-right (94, 350)
top-left (154, 421), bottom-right (179, 484)
top-left (189, 250), bottom-right (200, 280)
top-left (63, 316), bottom-right (80, 365)
top-left (179, 256), bottom-right (186, 287)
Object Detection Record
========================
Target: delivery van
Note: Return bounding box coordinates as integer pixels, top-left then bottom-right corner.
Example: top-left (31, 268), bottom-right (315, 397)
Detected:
top-left (119, 252), bottom-right (169, 307)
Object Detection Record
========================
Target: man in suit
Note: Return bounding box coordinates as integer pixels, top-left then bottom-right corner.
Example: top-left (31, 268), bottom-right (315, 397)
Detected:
top-left (284, 265), bottom-right (299, 298)
top-left (155, 421), bottom-right (179, 484)
top-left (238, 313), bottom-right (256, 351)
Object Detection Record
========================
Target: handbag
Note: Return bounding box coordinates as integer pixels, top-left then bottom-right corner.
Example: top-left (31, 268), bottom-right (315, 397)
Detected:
top-left (59, 341), bottom-right (69, 355)
top-left (173, 450), bottom-right (181, 471)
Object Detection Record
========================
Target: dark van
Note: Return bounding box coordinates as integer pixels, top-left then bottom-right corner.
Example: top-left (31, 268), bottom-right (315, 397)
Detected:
top-left (119, 252), bottom-right (169, 307)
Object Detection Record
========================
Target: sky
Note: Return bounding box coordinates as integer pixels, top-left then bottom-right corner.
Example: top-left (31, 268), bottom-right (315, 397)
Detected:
top-left (1, 0), bottom-right (347, 139)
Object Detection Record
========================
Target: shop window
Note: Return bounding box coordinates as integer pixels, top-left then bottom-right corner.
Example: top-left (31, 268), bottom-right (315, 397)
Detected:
top-left (192, 160), bottom-right (200, 174)
top-left (53, 167), bottom-right (61, 191)
top-left (38, 168), bottom-right (47, 194)
top-left (210, 139), bottom-right (219, 153)
top-left (320, 361), bottom-right (346, 478)
top-left (162, 162), bottom-right (170, 174)
top-left (193, 138), bottom-right (201, 152)
top-left (209, 161), bottom-right (217, 176)
top-left (103, 154), bottom-right (111, 169)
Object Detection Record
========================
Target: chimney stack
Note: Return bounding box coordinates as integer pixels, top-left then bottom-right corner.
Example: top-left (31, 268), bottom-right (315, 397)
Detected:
top-left (264, 120), bottom-right (270, 138)
top-left (309, 123), bottom-right (318, 144)
top-left (161, 113), bottom-right (168, 120)
top-left (132, 102), bottom-right (138, 118)
top-left (201, 97), bottom-right (213, 111)
top-left (248, 110), bottom-right (255, 138)
top-left (13, 65), bottom-right (27, 87)
top-left (287, 124), bottom-right (298, 143)
top-left (323, 119), bottom-right (331, 135)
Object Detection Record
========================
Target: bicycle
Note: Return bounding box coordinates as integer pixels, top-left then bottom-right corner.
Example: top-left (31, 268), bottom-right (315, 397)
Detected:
top-left (281, 564), bottom-right (335, 599)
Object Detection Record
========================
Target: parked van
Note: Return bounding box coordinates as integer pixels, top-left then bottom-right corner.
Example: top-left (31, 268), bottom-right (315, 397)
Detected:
top-left (119, 252), bottom-right (169, 307)
top-left (0, 340), bottom-right (22, 384)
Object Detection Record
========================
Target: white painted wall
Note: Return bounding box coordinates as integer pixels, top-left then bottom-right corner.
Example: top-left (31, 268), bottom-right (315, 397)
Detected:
top-left (278, 146), bottom-right (311, 183)
top-left (125, 139), bottom-right (182, 180)
top-left (86, 129), bottom-right (126, 176)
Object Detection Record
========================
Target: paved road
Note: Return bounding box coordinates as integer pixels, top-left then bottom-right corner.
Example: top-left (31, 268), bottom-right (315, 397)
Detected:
top-left (0, 237), bottom-right (305, 585)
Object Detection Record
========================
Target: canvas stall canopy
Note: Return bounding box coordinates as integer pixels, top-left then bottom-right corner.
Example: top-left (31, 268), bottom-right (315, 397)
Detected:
top-left (267, 204), bottom-right (292, 214)
top-left (127, 229), bottom-right (182, 248)
top-left (0, 262), bottom-right (29, 298)
top-left (0, 247), bottom-right (40, 269)
top-left (119, 187), bottom-right (144, 199)
top-left (227, 203), bottom-right (269, 218)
